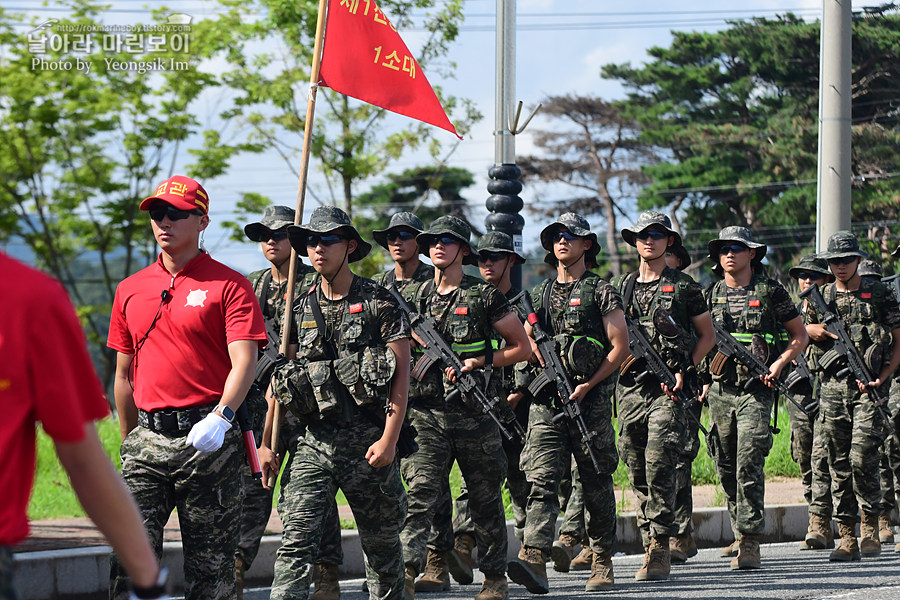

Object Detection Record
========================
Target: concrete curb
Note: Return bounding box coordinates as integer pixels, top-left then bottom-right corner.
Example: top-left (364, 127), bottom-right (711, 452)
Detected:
top-left (13, 504), bottom-right (811, 598)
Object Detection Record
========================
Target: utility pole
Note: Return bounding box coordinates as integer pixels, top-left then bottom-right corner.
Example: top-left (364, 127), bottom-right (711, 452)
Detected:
top-left (815, 0), bottom-right (853, 250)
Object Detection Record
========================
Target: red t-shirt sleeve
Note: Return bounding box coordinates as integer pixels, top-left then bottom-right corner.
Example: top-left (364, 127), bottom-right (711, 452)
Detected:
top-left (223, 277), bottom-right (267, 347)
top-left (107, 285), bottom-right (135, 354)
top-left (31, 282), bottom-right (110, 442)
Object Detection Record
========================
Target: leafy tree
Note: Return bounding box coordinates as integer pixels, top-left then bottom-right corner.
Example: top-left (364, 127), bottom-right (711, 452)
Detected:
top-left (0, 1), bottom-right (256, 389)
top-left (518, 95), bottom-right (656, 277)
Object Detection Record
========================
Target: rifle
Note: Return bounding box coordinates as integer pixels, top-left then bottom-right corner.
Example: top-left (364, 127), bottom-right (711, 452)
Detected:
top-left (256, 316), bottom-right (286, 387)
top-left (709, 321), bottom-right (811, 415)
top-left (511, 290), bottom-right (604, 474)
top-left (884, 274), bottom-right (900, 385)
top-left (621, 315), bottom-right (708, 437)
top-left (236, 394), bottom-right (262, 479)
top-left (799, 283), bottom-right (898, 442)
top-left (388, 283), bottom-right (525, 444)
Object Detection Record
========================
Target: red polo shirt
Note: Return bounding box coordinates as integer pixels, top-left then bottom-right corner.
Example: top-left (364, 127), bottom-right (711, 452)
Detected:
top-left (1, 253), bottom-right (109, 545)
top-left (108, 252), bottom-right (266, 411)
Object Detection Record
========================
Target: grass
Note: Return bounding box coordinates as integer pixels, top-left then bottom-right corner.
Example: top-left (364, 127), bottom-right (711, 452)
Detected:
top-left (29, 403), bottom-right (801, 523)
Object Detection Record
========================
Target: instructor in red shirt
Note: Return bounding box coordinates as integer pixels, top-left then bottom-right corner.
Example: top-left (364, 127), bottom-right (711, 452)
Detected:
top-left (107, 176), bottom-right (266, 600)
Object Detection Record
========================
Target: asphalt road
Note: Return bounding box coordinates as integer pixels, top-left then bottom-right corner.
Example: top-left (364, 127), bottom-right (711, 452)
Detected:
top-left (235, 542), bottom-right (900, 600)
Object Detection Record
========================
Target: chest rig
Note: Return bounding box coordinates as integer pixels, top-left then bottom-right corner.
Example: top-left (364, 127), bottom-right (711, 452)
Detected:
top-left (818, 279), bottom-right (893, 375)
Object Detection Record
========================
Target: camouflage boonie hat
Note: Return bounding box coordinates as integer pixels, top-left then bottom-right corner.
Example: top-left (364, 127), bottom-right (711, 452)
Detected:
top-left (788, 253), bottom-right (832, 280)
top-left (666, 244), bottom-right (692, 269)
top-left (372, 211), bottom-right (425, 249)
top-left (707, 226), bottom-right (767, 263)
top-left (476, 231), bottom-right (525, 264)
top-left (621, 210), bottom-right (682, 248)
top-left (820, 230), bottom-right (868, 260)
top-left (539, 212), bottom-right (601, 267)
top-left (287, 205), bottom-right (372, 263)
top-left (244, 205), bottom-right (296, 242)
top-left (417, 215), bottom-right (477, 265)
top-left (858, 259), bottom-right (883, 279)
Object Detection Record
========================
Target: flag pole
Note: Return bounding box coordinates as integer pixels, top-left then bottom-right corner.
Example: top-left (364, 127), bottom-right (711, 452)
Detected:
top-left (268, 0), bottom-right (330, 488)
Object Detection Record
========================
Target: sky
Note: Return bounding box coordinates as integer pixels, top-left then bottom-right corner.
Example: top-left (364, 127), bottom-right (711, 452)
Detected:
top-left (5, 0), bottom-right (827, 273)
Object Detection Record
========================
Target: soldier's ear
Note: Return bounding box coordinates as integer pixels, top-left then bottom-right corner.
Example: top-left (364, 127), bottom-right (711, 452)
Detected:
top-left (347, 238), bottom-right (358, 255)
top-left (748, 248), bottom-right (757, 261)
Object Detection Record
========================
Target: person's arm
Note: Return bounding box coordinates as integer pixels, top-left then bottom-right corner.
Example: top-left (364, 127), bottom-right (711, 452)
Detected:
top-left (690, 311), bottom-right (717, 367)
top-left (366, 338), bottom-right (410, 467)
top-left (868, 328), bottom-right (900, 391)
top-left (571, 307), bottom-right (629, 402)
top-left (765, 315), bottom-right (808, 383)
top-left (113, 352), bottom-right (137, 440)
top-left (55, 423), bottom-right (161, 591)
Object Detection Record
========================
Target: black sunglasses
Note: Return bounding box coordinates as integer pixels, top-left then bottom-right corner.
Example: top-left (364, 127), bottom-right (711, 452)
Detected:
top-left (794, 271), bottom-right (824, 281)
top-left (252, 229), bottom-right (288, 242)
top-left (386, 230), bottom-right (416, 243)
top-left (553, 231), bottom-right (579, 243)
top-left (635, 230), bottom-right (669, 241)
top-left (718, 244), bottom-right (749, 255)
top-left (149, 205), bottom-right (202, 222)
top-left (827, 256), bottom-right (858, 266)
top-left (305, 234), bottom-right (346, 248)
top-left (478, 252), bottom-right (509, 263)
top-left (429, 236), bottom-right (459, 247)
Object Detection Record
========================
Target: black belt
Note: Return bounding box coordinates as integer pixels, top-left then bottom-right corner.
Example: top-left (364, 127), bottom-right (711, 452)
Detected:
top-left (137, 402), bottom-right (216, 436)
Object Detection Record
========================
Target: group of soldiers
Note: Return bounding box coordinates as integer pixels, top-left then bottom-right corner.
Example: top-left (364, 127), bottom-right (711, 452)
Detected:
top-left (234, 203), bottom-right (900, 600)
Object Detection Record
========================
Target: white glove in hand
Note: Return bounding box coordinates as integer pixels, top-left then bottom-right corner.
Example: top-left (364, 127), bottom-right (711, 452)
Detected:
top-left (186, 412), bottom-right (232, 453)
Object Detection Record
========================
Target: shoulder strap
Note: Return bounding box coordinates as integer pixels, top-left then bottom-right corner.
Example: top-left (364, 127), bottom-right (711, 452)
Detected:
top-left (622, 271), bottom-right (639, 308)
top-left (542, 277), bottom-right (555, 333)
top-left (307, 285), bottom-right (338, 360)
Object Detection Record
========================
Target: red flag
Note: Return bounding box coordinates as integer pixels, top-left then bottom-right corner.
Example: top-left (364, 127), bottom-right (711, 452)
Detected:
top-left (319, 0), bottom-right (461, 138)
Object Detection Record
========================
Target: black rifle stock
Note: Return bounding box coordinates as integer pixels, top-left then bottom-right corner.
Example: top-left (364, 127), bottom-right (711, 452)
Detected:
top-left (513, 291), bottom-right (603, 474)
top-left (256, 316), bottom-right (286, 386)
top-left (622, 316), bottom-right (708, 437)
top-left (710, 321), bottom-right (811, 415)
top-left (388, 284), bottom-right (524, 443)
top-left (799, 283), bottom-right (897, 441)
top-left (236, 396), bottom-right (262, 479)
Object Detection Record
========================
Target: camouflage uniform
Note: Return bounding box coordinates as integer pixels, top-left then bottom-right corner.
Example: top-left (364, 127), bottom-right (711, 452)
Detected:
top-left (519, 274), bottom-right (623, 557)
top-left (270, 207), bottom-right (410, 600)
top-left (705, 266), bottom-right (799, 536)
top-left (613, 265), bottom-right (706, 546)
top-left (556, 458), bottom-right (586, 542)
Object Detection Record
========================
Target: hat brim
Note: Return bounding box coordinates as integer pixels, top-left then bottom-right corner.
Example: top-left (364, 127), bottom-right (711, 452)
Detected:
top-left (372, 225), bottom-right (422, 249)
top-left (139, 195), bottom-right (201, 212)
top-left (477, 248), bottom-right (526, 265)
top-left (287, 224), bottom-right (371, 263)
top-left (788, 265), bottom-right (832, 280)
top-left (621, 226), bottom-right (682, 248)
top-left (416, 230), bottom-right (476, 265)
top-left (819, 249), bottom-right (868, 260)
top-left (707, 238), bottom-right (767, 263)
top-left (245, 222), bottom-right (290, 242)
top-left (540, 222), bottom-right (595, 252)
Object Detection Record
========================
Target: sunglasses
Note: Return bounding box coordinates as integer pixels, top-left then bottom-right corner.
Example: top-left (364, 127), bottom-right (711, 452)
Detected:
top-left (827, 256), bottom-right (858, 266)
top-left (553, 231), bottom-right (579, 243)
top-left (386, 230), bottom-right (416, 243)
top-left (429, 236), bottom-right (459, 247)
top-left (718, 244), bottom-right (749, 255)
top-left (795, 271), bottom-right (824, 281)
top-left (253, 229), bottom-right (288, 242)
top-left (149, 205), bottom-right (202, 222)
top-left (305, 234), bottom-right (346, 248)
top-left (478, 252), bottom-right (509, 263)
top-left (635, 230), bottom-right (669, 241)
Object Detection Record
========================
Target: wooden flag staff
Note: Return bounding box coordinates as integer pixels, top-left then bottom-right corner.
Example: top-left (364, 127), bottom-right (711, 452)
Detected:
top-left (267, 0), bottom-right (329, 489)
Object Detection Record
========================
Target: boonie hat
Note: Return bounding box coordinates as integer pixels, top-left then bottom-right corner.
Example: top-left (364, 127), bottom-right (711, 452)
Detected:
top-left (820, 230), bottom-right (868, 260)
top-left (372, 212), bottom-right (426, 249)
top-left (476, 231), bottom-right (525, 264)
top-left (140, 175), bottom-right (210, 214)
top-left (788, 253), bottom-right (832, 280)
top-left (287, 205), bottom-right (371, 263)
top-left (858, 259), bottom-right (883, 279)
top-left (539, 212), bottom-right (601, 267)
top-left (666, 245), bottom-right (692, 269)
top-left (244, 205), bottom-right (296, 242)
top-left (621, 211), bottom-right (682, 248)
top-left (707, 226), bottom-right (767, 263)
top-left (417, 215), bottom-right (477, 265)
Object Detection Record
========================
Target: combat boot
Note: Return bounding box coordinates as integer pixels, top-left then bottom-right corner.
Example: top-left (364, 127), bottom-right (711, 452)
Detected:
top-left (584, 550), bottom-right (614, 591)
top-left (550, 532), bottom-right (581, 573)
top-left (235, 555), bottom-right (246, 600)
top-left (415, 550), bottom-right (451, 593)
top-left (506, 546), bottom-right (549, 594)
top-left (635, 536), bottom-right (670, 581)
top-left (474, 573), bottom-right (509, 600)
top-left (829, 523), bottom-right (861, 562)
top-left (404, 565), bottom-right (416, 600)
top-left (879, 512), bottom-right (895, 544)
top-left (669, 533), bottom-right (697, 563)
top-left (719, 539), bottom-right (739, 558)
top-left (730, 534), bottom-right (761, 570)
top-left (804, 513), bottom-right (831, 550)
top-left (447, 533), bottom-right (476, 585)
top-left (570, 545), bottom-right (593, 571)
top-left (859, 511), bottom-right (882, 557)
top-left (311, 563), bottom-right (341, 600)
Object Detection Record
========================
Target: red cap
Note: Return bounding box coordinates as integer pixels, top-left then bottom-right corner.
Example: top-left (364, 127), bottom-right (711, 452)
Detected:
top-left (139, 175), bottom-right (209, 214)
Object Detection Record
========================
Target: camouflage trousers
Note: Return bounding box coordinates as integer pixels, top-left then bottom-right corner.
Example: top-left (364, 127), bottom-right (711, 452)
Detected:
top-left (0, 546), bottom-right (14, 600)
top-left (237, 416), bottom-right (344, 570)
top-left (272, 419), bottom-right (405, 600)
top-left (706, 382), bottom-right (774, 535)
top-left (616, 378), bottom-right (685, 544)
top-left (879, 382), bottom-right (900, 514)
top-left (520, 384), bottom-right (619, 555)
top-left (110, 425), bottom-right (243, 600)
top-left (813, 376), bottom-right (887, 523)
top-left (400, 404), bottom-right (508, 575)
top-left (557, 455), bottom-right (586, 541)
top-left (673, 400), bottom-right (702, 536)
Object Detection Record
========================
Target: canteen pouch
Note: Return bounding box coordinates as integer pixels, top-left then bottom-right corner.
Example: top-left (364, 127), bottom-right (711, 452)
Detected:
top-left (336, 347), bottom-right (397, 407)
top-left (270, 360), bottom-right (318, 419)
top-left (560, 334), bottom-right (606, 381)
top-left (864, 344), bottom-right (884, 375)
top-left (307, 360), bottom-right (342, 420)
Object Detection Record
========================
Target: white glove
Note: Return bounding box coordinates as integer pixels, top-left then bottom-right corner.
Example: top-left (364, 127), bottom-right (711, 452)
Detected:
top-left (186, 412), bottom-right (232, 453)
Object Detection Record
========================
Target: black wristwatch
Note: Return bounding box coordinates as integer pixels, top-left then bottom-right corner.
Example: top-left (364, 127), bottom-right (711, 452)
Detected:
top-left (132, 567), bottom-right (169, 599)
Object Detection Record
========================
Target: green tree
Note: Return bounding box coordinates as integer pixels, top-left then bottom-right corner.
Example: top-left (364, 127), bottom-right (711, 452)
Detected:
top-left (0, 1), bottom-right (257, 389)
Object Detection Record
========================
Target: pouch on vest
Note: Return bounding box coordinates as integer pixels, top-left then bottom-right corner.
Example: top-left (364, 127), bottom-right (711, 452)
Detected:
top-left (271, 360), bottom-right (318, 419)
top-left (865, 344), bottom-right (884, 375)
top-left (409, 351), bottom-right (444, 403)
top-left (336, 346), bottom-right (397, 407)
top-left (308, 360), bottom-right (342, 419)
